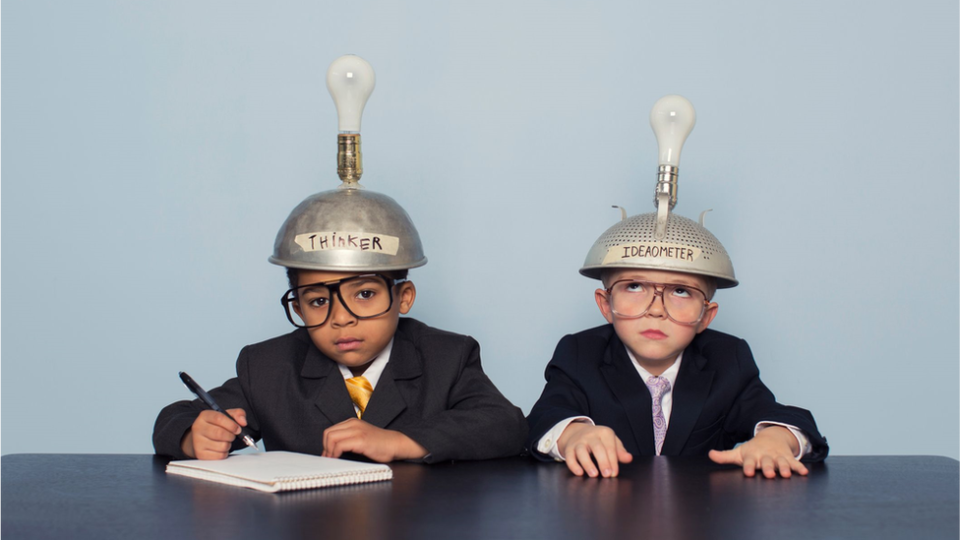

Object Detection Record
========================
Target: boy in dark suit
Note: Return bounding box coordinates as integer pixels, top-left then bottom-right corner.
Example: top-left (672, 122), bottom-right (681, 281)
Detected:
top-left (154, 55), bottom-right (526, 463)
top-left (526, 212), bottom-right (828, 478)
top-left (526, 94), bottom-right (827, 477)
top-left (154, 264), bottom-right (527, 463)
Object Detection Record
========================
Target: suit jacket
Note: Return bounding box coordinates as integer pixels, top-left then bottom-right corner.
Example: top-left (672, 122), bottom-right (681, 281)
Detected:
top-left (525, 325), bottom-right (828, 462)
top-left (154, 318), bottom-right (527, 462)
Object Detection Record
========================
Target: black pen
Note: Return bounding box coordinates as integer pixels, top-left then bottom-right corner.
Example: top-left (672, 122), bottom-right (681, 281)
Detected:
top-left (178, 371), bottom-right (259, 452)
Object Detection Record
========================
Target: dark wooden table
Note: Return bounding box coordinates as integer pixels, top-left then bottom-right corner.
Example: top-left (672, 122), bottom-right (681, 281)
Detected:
top-left (3, 454), bottom-right (957, 539)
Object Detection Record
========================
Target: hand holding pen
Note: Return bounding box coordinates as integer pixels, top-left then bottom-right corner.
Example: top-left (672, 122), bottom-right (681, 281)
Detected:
top-left (179, 372), bottom-right (259, 457)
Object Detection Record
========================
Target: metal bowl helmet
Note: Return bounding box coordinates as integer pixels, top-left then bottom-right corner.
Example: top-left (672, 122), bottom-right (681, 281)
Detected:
top-left (269, 54), bottom-right (427, 273)
top-left (269, 186), bottom-right (426, 272)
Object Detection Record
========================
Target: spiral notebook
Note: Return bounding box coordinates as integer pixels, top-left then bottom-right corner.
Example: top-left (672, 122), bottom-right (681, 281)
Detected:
top-left (165, 451), bottom-right (393, 493)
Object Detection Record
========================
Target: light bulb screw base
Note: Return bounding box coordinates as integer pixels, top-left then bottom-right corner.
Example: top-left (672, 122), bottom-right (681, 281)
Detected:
top-left (337, 133), bottom-right (363, 186)
top-left (653, 164), bottom-right (678, 210)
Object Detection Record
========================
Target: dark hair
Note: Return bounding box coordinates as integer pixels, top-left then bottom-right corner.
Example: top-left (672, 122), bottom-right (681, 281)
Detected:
top-left (286, 268), bottom-right (298, 290)
top-left (286, 268), bottom-right (409, 289)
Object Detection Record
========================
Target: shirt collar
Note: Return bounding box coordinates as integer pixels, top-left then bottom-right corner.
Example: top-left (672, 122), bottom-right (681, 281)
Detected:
top-left (625, 346), bottom-right (683, 389)
top-left (336, 338), bottom-right (394, 389)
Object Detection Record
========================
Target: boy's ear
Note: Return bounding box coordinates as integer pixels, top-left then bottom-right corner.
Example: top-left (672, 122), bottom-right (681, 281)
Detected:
top-left (595, 289), bottom-right (615, 324)
top-left (398, 282), bottom-right (416, 314)
top-left (696, 302), bottom-right (719, 333)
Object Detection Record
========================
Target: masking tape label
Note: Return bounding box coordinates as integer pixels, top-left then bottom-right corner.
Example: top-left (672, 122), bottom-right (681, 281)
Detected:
top-left (602, 242), bottom-right (701, 264)
top-left (294, 231), bottom-right (400, 255)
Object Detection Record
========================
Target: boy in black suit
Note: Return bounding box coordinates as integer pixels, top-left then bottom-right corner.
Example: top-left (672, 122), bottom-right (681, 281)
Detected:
top-left (527, 97), bottom-right (827, 479)
top-left (154, 55), bottom-right (526, 463)
top-left (526, 260), bottom-right (828, 478)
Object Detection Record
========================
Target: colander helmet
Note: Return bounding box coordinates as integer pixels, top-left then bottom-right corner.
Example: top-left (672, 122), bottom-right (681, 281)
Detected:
top-left (580, 211), bottom-right (737, 288)
top-left (580, 95), bottom-right (737, 288)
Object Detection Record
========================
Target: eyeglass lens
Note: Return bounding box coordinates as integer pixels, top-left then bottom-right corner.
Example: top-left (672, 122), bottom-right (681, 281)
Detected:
top-left (285, 275), bottom-right (393, 327)
top-left (609, 281), bottom-right (705, 324)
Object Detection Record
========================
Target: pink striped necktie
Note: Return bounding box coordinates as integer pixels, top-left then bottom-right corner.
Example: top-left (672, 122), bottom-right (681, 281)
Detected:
top-left (645, 376), bottom-right (671, 455)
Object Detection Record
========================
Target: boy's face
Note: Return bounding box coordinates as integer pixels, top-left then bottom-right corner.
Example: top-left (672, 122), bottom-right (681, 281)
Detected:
top-left (292, 270), bottom-right (416, 370)
top-left (595, 269), bottom-right (717, 373)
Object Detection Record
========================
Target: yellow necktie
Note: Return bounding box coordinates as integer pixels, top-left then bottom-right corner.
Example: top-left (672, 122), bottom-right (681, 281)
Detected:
top-left (345, 376), bottom-right (373, 418)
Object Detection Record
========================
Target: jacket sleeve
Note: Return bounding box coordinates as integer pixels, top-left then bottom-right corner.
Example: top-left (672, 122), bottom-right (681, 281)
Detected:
top-left (524, 334), bottom-right (593, 461)
top-left (724, 338), bottom-right (829, 462)
top-left (152, 355), bottom-right (263, 459)
top-left (397, 336), bottom-right (528, 463)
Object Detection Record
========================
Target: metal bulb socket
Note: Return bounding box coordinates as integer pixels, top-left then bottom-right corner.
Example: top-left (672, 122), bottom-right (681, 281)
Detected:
top-left (654, 164), bottom-right (679, 210)
top-left (337, 133), bottom-right (363, 186)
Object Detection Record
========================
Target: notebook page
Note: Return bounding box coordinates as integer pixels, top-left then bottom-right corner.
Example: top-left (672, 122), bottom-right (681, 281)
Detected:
top-left (166, 451), bottom-right (392, 492)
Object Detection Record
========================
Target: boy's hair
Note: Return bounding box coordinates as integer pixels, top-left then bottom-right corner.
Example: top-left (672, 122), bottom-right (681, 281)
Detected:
top-left (286, 268), bottom-right (410, 290)
top-left (600, 270), bottom-right (718, 301)
top-left (701, 277), bottom-right (718, 301)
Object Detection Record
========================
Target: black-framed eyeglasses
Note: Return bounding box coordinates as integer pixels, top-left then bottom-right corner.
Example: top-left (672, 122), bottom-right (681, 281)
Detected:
top-left (600, 279), bottom-right (710, 326)
top-left (281, 273), bottom-right (407, 328)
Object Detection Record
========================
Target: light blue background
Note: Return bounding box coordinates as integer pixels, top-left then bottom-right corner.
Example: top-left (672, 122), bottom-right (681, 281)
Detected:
top-left (3, 1), bottom-right (958, 458)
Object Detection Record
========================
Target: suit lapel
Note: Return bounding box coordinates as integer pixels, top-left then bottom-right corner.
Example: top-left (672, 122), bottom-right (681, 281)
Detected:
top-left (660, 346), bottom-right (715, 456)
top-left (361, 337), bottom-right (420, 428)
top-left (300, 344), bottom-right (357, 424)
top-left (600, 336), bottom-right (656, 456)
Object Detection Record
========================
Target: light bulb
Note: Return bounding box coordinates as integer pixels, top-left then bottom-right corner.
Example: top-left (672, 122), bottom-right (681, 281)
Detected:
top-left (650, 95), bottom-right (696, 167)
top-left (649, 95), bottom-right (695, 238)
top-left (326, 55), bottom-right (376, 134)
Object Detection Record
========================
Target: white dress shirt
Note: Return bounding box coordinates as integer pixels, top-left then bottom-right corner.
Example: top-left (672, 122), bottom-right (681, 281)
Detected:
top-left (537, 346), bottom-right (810, 460)
top-left (336, 338), bottom-right (394, 416)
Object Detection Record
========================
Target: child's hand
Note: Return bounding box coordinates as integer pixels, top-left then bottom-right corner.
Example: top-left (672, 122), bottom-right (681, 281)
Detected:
top-left (181, 409), bottom-right (248, 460)
top-left (708, 426), bottom-right (808, 478)
top-left (557, 423), bottom-right (633, 478)
top-left (322, 418), bottom-right (428, 462)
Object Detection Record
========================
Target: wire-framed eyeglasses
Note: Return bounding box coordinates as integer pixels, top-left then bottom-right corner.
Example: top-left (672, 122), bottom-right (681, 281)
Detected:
top-left (601, 279), bottom-right (710, 326)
